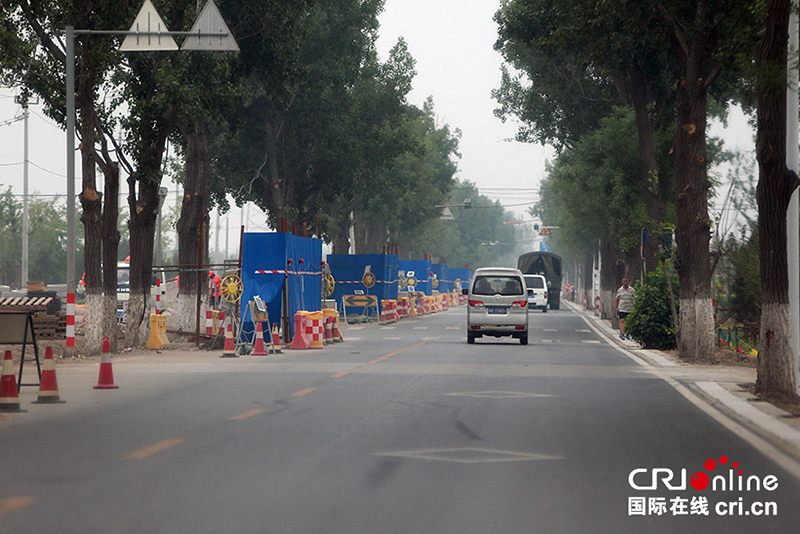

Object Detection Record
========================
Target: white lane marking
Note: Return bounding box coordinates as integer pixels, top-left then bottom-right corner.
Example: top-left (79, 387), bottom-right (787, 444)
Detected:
top-left (375, 448), bottom-right (564, 464)
top-left (445, 391), bottom-right (552, 399)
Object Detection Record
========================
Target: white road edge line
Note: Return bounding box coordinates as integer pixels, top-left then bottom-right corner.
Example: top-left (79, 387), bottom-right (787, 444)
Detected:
top-left (574, 306), bottom-right (800, 483)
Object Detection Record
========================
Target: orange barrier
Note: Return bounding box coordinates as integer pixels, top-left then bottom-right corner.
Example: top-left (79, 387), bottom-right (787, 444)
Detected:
top-left (306, 311), bottom-right (324, 349)
top-left (291, 312), bottom-right (311, 350)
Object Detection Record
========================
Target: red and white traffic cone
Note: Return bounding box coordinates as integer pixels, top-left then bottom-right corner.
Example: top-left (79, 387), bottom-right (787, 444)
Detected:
top-left (0, 350), bottom-right (24, 412)
top-left (251, 322), bottom-right (268, 356)
top-left (221, 323), bottom-right (238, 358)
top-left (94, 336), bottom-right (119, 389)
top-left (33, 347), bottom-right (65, 404)
top-left (332, 313), bottom-right (343, 343)
top-left (270, 324), bottom-right (283, 354)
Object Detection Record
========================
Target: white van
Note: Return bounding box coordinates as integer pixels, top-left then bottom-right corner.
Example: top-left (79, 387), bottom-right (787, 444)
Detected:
top-left (465, 267), bottom-right (529, 345)
top-left (524, 274), bottom-right (548, 312)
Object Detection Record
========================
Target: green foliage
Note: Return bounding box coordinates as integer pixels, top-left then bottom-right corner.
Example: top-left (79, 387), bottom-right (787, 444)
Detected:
top-left (532, 108), bottom-right (675, 262)
top-left (626, 264), bottom-right (679, 350)
top-left (720, 227), bottom-right (760, 323)
top-left (0, 188), bottom-right (21, 285)
top-left (407, 180), bottom-right (524, 269)
top-left (0, 188), bottom-right (81, 287)
top-left (493, 0), bottom-right (672, 149)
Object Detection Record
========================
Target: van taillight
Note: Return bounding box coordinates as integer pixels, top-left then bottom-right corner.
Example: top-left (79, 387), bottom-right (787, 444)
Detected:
top-left (469, 300), bottom-right (484, 307)
top-left (512, 301), bottom-right (527, 307)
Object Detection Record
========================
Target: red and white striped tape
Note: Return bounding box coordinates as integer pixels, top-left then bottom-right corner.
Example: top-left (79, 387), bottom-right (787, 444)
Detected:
top-left (254, 270), bottom-right (322, 275)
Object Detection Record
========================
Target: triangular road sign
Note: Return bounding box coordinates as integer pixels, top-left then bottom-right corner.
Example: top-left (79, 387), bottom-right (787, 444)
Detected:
top-left (540, 227), bottom-right (551, 235)
top-left (182, 1), bottom-right (239, 51)
top-left (439, 207), bottom-right (455, 221)
top-left (119, 0), bottom-right (178, 52)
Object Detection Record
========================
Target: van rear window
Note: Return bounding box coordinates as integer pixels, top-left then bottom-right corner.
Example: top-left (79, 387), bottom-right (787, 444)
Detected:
top-left (472, 276), bottom-right (524, 296)
top-left (525, 276), bottom-right (545, 289)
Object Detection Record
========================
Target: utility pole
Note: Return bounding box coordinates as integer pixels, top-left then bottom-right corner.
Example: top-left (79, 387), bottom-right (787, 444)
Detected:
top-left (21, 100), bottom-right (29, 287)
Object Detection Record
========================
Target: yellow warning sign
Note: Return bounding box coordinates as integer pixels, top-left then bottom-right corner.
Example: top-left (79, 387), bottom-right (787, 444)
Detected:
top-left (540, 227), bottom-right (551, 235)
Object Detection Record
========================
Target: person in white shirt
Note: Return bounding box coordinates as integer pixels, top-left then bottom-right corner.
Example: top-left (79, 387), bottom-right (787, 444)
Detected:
top-left (615, 278), bottom-right (635, 340)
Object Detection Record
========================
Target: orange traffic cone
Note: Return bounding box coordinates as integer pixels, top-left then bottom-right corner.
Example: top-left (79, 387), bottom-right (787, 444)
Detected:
top-left (221, 323), bottom-right (238, 358)
top-left (94, 336), bottom-right (119, 389)
top-left (251, 321), bottom-right (268, 356)
top-left (33, 347), bottom-right (65, 404)
top-left (270, 324), bottom-right (283, 354)
top-left (0, 350), bottom-right (24, 412)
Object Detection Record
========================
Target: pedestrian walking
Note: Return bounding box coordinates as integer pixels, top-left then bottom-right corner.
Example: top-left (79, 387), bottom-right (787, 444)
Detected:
top-left (615, 278), bottom-right (635, 340)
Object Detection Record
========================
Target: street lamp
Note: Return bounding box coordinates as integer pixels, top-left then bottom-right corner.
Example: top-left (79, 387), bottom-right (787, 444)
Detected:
top-left (62, 0), bottom-right (238, 354)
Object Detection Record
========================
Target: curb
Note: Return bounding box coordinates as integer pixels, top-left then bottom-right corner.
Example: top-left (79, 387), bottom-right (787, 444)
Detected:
top-left (562, 299), bottom-right (800, 475)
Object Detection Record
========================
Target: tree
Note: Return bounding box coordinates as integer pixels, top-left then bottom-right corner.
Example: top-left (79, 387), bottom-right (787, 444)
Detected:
top-left (0, 188), bottom-right (21, 286)
top-left (351, 97), bottom-right (460, 255)
top-left (753, 0), bottom-right (799, 400)
top-left (4, 0), bottom-right (132, 352)
top-left (494, 0), bottom-right (675, 267)
top-left (532, 108), bottom-right (676, 318)
top-left (656, 0), bottom-right (758, 361)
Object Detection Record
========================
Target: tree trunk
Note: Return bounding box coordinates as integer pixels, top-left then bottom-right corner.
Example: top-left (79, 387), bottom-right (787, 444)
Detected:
top-left (101, 162), bottom-right (121, 351)
top-left (599, 235), bottom-right (623, 323)
top-left (754, 0), bottom-right (800, 400)
top-left (582, 252), bottom-right (594, 310)
top-left (77, 41), bottom-right (104, 355)
top-left (630, 61), bottom-right (666, 270)
top-left (176, 119), bottom-right (212, 331)
top-left (671, 6), bottom-right (715, 362)
top-left (262, 117), bottom-right (286, 223)
top-left (126, 179), bottom-right (159, 347)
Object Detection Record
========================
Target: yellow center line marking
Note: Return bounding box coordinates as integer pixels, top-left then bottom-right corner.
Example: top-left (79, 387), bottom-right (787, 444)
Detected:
top-left (0, 496), bottom-right (36, 516)
top-left (290, 387), bottom-right (317, 397)
top-left (124, 439), bottom-right (185, 460)
top-left (331, 370), bottom-right (351, 378)
top-left (331, 341), bottom-right (427, 378)
top-left (455, 319), bottom-right (467, 327)
top-left (229, 408), bottom-right (267, 421)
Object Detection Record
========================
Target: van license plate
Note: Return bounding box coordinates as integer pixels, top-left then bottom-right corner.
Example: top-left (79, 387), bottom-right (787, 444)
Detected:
top-left (488, 307), bottom-right (505, 314)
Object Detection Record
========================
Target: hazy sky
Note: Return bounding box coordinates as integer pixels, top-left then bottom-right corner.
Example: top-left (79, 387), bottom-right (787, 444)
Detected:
top-left (376, 0), bottom-right (551, 218)
top-left (0, 0), bottom-right (757, 245)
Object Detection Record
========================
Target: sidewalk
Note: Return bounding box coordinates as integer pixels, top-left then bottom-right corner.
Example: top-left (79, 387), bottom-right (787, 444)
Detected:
top-left (564, 299), bottom-right (800, 473)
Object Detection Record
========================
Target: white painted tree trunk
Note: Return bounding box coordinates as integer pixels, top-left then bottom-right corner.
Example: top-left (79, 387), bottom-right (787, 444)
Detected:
top-left (176, 293), bottom-right (199, 333)
top-left (84, 294), bottom-right (104, 355)
top-left (600, 289), bottom-right (616, 325)
top-left (678, 297), bottom-right (714, 360)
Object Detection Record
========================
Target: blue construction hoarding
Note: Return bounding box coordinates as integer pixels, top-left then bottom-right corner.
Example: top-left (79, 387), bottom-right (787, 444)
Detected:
top-left (239, 232), bottom-right (322, 340)
top-left (429, 263), bottom-right (450, 293)
top-left (446, 267), bottom-right (472, 291)
top-left (398, 260), bottom-right (433, 295)
top-left (328, 254), bottom-right (398, 316)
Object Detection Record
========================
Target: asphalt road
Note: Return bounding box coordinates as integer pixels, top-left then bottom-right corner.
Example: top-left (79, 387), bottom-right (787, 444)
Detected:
top-left (1, 306), bottom-right (799, 533)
